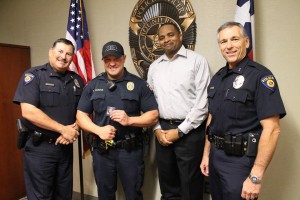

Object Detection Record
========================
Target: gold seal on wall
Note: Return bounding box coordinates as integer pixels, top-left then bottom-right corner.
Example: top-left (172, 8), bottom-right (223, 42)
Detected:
top-left (129, 0), bottom-right (196, 80)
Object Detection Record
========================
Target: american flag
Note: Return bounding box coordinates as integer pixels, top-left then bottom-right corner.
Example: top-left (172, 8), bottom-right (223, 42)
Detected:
top-left (66, 0), bottom-right (95, 84)
top-left (235, 0), bottom-right (255, 60)
top-left (66, 0), bottom-right (95, 158)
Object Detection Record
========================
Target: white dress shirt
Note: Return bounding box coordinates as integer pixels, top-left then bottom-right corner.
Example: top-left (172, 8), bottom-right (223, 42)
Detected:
top-left (147, 45), bottom-right (211, 134)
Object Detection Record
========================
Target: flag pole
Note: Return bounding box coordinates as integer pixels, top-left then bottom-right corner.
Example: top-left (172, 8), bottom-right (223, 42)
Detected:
top-left (66, 0), bottom-right (95, 197)
top-left (77, 130), bottom-right (85, 200)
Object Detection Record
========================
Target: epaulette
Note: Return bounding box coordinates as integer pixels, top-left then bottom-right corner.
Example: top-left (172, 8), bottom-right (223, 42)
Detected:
top-left (98, 72), bottom-right (105, 77)
top-left (216, 66), bottom-right (226, 74)
top-left (248, 60), bottom-right (266, 71)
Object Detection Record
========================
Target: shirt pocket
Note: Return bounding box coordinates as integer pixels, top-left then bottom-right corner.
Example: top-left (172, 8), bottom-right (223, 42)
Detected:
top-left (74, 87), bottom-right (83, 105)
top-left (40, 85), bottom-right (61, 107)
top-left (90, 92), bottom-right (106, 114)
top-left (207, 89), bottom-right (217, 112)
top-left (121, 93), bottom-right (139, 114)
top-left (223, 90), bottom-right (248, 119)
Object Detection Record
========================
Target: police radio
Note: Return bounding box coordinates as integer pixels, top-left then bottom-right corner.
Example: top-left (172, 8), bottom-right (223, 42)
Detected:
top-left (107, 80), bottom-right (117, 91)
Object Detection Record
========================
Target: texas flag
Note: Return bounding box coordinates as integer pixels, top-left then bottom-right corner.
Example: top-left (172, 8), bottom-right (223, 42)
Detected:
top-left (235, 0), bottom-right (255, 60)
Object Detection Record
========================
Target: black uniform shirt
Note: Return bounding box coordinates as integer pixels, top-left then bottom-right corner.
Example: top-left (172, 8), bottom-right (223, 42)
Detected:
top-left (77, 68), bottom-right (158, 140)
top-left (207, 57), bottom-right (286, 136)
top-left (13, 63), bottom-right (84, 138)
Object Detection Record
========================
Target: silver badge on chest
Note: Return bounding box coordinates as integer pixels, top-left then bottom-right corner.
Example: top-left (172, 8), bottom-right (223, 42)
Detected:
top-left (74, 79), bottom-right (80, 88)
top-left (233, 75), bottom-right (245, 89)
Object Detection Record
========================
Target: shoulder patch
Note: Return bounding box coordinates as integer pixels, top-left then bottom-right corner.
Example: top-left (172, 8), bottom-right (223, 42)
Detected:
top-left (261, 75), bottom-right (275, 91)
top-left (24, 73), bottom-right (35, 85)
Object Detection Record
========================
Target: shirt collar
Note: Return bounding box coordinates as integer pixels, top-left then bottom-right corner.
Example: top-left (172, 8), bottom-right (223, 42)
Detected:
top-left (218, 56), bottom-right (250, 76)
top-left (98, 67), bottom-right (131, 82)
top-left (231, 56), bottom-right (250, 74)
top-left (158, 45), bottom-right (186, 63)
top-left (46, 63), bottom-right (69, 77)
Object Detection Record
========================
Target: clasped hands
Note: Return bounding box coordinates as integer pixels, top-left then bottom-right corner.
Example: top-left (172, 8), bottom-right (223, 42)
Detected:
top-left (155, 128), bottom-right (180, 146)
top-left (55, 123), bottom-right (80, 145)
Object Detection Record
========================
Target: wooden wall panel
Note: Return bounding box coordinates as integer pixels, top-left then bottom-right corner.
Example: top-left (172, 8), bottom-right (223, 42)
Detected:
top-left (0, 44), bottom-right (30, 200)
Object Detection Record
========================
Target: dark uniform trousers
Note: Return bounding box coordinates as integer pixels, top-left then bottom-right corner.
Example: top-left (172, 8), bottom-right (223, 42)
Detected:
top-left (92, 147), bottom-right (144, 200)
top-left (209, 145), bottom-right (256, 200)
top-left (24, 137), bottom-right (73, 200)
top-left (156, 120), bottom-right (205, 200)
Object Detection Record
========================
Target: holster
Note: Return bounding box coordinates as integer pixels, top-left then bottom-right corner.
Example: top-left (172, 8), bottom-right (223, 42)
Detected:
top-left (245, 133), bottom-right (260, 156)
top-left (16, 118), bottom-right (29, 149)
top-left (31, 131), bottom-right (43, 146)
top-left (85, 133), bottom-right (107, 154)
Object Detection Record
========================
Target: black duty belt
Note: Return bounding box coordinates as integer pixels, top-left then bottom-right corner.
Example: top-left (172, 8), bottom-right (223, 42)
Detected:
top-left (160, 118), bottom-right (184, 125)
top-left (211, 134), bottom-right (225, 149)
top-left (29, 131), bottom-right (57, 144)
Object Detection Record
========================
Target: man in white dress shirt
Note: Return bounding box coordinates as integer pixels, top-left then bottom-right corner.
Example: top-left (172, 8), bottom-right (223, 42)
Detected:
top-left (147, 23), bottom-right (211, 200)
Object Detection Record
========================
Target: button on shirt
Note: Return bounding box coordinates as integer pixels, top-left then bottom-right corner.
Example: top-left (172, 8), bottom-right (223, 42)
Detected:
top-left (147, 45), bottom-right (211, 134)
top-left (207, 57), bottom-right (286, 136)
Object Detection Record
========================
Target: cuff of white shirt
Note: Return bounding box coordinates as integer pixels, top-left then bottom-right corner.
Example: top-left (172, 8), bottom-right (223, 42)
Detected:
top-left (178, 121), bottom-right (193, 135)
top-left (153, 123), bottom-right (161, 132)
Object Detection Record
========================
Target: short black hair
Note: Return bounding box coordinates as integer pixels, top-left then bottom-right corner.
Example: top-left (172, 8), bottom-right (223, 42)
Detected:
top-left (52, 38), bottom-right (75, 53)
top-left (158, 22), bottom-right (182, 34)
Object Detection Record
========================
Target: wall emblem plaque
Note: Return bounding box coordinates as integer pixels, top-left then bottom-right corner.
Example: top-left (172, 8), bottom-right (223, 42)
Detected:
top-left (129, 0), bottom-right (196, 79)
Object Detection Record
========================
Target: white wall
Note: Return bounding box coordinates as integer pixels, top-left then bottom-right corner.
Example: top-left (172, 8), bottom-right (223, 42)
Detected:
top-left (1, 0), bottom-right (299, 199)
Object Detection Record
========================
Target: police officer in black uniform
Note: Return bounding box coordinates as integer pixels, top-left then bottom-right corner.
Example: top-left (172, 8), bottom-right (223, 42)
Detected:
top-left (76, 41), bottom-right (158, 200)
top-left (13, 38), bottom-right (84, 200)
top-left (200, 22), bottom-right (286, 200)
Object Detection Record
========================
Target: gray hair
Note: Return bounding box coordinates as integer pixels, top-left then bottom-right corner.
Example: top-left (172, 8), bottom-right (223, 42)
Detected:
top-left (217, 21), bottom-right (249, 39)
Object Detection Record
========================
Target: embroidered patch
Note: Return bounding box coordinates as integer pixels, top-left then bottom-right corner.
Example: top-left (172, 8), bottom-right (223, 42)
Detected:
top-left (261, 75), bottom-right (275, 91)
top-left (24, 73), bottom-right (35, 85)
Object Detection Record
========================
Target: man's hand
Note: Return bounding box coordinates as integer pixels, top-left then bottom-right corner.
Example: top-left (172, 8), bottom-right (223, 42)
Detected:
top-left (155, 129), bottom-right (173, 146)
top-left (59, 123), bottom-right (80, 142)
top-left (110, 110), bottom-right (130, 126)
top-left (164, 128), bottom-right (180, 142)
top-left (55, 135), bottom-right (72, 145)
top-left (200, 155), bottom-right (209, 176)
top-left (241, 177), bottom-right (261, 200)
top-left (95, 125), bottom-right (116, 140)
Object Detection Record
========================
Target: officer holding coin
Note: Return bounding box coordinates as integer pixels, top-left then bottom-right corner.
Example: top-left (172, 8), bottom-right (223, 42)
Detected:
top-left (76, 41), bottom-right (158, 200)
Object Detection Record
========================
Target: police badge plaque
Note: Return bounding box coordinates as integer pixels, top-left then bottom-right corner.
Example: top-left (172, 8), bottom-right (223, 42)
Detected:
top-left (129, 0), bottom-right (197, 80)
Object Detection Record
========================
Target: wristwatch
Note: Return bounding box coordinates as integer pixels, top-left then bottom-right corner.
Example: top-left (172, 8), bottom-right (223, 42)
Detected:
top-left (248, 174), bottom-right (261, 184)
top-left (178, 128), bottom-right (184, 138)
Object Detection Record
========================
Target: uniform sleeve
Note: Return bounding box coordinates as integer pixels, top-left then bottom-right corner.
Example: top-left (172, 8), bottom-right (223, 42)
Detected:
top-left (13, 69), bottom-right (40, 106)
top-left (256, 71), bottom-right (286, 120)
top-left (77, 83), bottom-right (94, 114)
